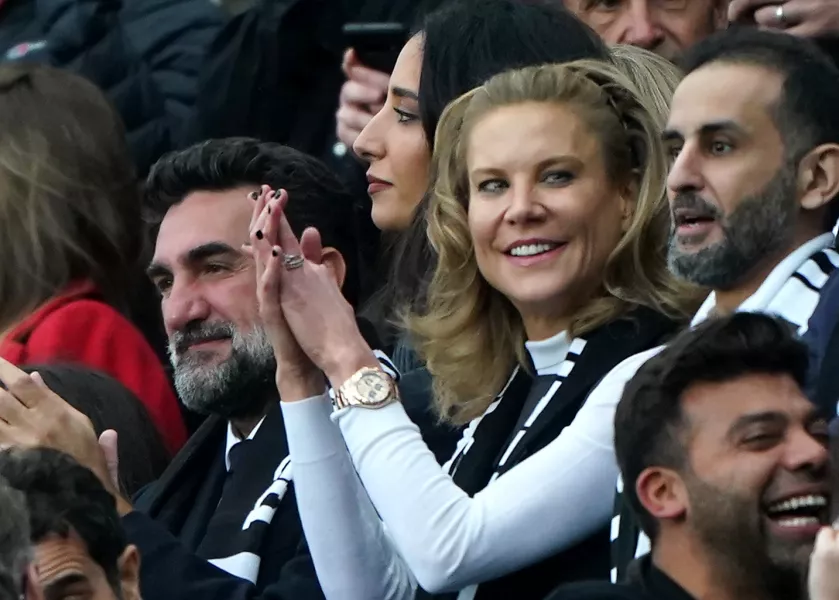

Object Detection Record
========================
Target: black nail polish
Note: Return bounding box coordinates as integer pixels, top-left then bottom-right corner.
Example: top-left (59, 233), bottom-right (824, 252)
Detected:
top-left (256, 230), bottom-right (263, 240)
top-left (267, 205), bottom-right (272, 214)
top-left (272, 248), bottom-right (279, 257)
top-left (249, 191), bottom-right (259, 200)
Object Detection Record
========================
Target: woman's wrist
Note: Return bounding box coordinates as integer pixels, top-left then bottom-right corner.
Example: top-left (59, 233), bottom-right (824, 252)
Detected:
top-left (323, 336), bottom-right (381, 390)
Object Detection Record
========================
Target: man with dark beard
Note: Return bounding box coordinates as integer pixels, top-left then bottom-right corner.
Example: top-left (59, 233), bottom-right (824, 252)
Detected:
top-left (578, 28), bottom-right (839, 582)
top-left (123, 138), bottom-right (372, 599)
top-left (545, 313), bottom-right (833, 600)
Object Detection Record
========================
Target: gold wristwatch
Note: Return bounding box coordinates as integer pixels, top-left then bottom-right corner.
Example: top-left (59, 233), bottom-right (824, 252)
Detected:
top-left (334, 367), bottom-right (399, 410)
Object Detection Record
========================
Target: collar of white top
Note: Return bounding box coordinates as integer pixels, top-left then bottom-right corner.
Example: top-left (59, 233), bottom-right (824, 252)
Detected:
top-left (525, 330), bottom-right (571, 377)
top-left (691, 233), bottom-right (835, 327)
top-left (224, 415), bottom-right (268, 472)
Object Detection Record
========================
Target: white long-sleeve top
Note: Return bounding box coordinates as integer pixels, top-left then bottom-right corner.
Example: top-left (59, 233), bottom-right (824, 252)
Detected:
top-left (282, 330), bottom-right (627, 599)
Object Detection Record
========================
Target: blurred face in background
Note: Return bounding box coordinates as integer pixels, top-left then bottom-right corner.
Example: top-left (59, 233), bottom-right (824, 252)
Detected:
top-left (354, 34), bottom-right (430, 232)
top-left (466, 101), bottom-right (631, 340)
top-left (567, 0), bottom-right (726, 62)
top-left (149, 188), bottom-right (275, 419)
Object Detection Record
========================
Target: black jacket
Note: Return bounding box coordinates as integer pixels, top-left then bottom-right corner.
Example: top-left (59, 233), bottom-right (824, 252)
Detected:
top-left (0, 0), bottom-right (225, 174)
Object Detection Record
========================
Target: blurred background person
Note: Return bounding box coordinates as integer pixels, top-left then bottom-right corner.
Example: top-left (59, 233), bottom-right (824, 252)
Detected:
top-left (17, 365), bottom-right (170, 497)
top-left (0, 64), bottom-right (186, 454)
top-left (0, 0), bottom-right (226, 174)
top-left (0, 447), bottom-right (142, 600)
top-left (0, 474), bottom-right (40, 600)
top-left (564, 0), bottom-right (728, 61)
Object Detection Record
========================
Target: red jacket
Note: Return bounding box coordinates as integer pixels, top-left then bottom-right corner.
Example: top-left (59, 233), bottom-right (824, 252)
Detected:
top-left (0, 281), bottom-right (186, 453)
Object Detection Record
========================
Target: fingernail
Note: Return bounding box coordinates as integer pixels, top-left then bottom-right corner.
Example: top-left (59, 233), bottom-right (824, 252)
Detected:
top-left (267, 205), bottom-right (272, 214)
top-left (256, 230), bottom-right (263, 240)
top-left (272, 248), bottom-right (279, 257)
top-left (269, 190), bottom-right (277, 199)
top-left (249, 191), bottom-right (259, 200)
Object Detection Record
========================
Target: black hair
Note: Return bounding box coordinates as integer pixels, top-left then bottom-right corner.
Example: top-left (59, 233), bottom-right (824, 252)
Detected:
top-left (18, 364), bottom-right (170, 497)
top-left (614, 312), bottom-right (809, 540)
top-left (0, 476), bottom-right (29, 600)
top-left (680, 27), bottom-right (839, 230)
top-left (0, 447), bottom-right (127, 593)
top-left (368, 0), bottom-right (609, 342)
top-left (145, 138), bottom-right (362, 309)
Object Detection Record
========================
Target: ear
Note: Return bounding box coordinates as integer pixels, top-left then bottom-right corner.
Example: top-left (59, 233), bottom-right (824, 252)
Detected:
top-left (321, 247), bottom-right (347, 290)
top-left (117, 545), bottom-right (142, 600)
top-left (619, 180), bottom-right (638, 233)
top-left (797, 143), bottom-right (839, 215)
top-left (636, 467), bottom-right (688, 524)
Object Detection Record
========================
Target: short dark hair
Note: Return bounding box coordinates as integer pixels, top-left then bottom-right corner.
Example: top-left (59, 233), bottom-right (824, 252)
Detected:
top-left (0, 447), bottom-right (127, 593)
top-left (0, 476), bottom-right (29, 600)
top-left (19, 365), bottom-right (170, 497)
top-left (614, 313), bottom-right (809, 539)
top-left (680, 27), bottom-right (839, 229)
top-left (145, 138), bottom-right (362, 308)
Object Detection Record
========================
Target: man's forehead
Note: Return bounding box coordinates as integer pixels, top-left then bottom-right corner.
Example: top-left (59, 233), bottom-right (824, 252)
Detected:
top-left (667, 62), bottom-right (783, 135)
top-left (35, 532), bottom-right (91, 585)
top-left (154, 188), bottom-right (254, 265)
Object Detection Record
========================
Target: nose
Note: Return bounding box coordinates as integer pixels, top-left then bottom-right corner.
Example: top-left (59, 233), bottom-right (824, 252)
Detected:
top-left (667, 143), bottom-right (704, 197)
top-left (783, 426), bottom-right (830, 478)
top-left (622, 5), bottom-right (665, 50)
top-left (353, 105), bottom-right (387, 162)
top-left (162, 279), bottom-right (212, 338)
top-left (504, 183), bottom-right (546, 225)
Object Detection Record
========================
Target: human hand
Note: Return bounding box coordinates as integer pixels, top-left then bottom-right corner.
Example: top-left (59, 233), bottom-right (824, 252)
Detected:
top-left (809, 526), bottom-right (839, 599)
top-left (249, 187), bottom-right (327, 401)
top-left (729, 0), bottom-right (839, 37)
top-left (254, 189), bottom-right (379, 389)
top-left (336, 48), bottom-right (390, 149)
top-left (0, 359), bottom-right (127, 509)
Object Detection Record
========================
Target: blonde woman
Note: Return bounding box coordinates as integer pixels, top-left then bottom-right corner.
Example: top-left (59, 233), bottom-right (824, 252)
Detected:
top-left (249, 57), bottom-right (701, 599)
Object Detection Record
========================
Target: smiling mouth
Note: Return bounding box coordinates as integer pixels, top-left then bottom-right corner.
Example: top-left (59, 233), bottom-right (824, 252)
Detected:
top-left (179, 336), bottom-right (230, 354)
top-left (764, 493), bottom-right (829, 530)
top-left (506, 242), bottom-right (564, 257)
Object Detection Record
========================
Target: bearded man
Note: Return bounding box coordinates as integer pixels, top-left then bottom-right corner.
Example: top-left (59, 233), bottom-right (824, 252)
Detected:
top-left (128, 138), bottom-right (375, 599)
top-left (565, 27), bottom-right (839, 583)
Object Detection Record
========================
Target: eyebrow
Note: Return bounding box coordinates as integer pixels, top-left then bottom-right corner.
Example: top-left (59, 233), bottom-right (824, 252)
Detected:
top-left (470, 155), bottom-right (582, 177)
top-left (727, 411), bottom-right (788, 439)
top-left (43, 573), bottom-right (88, 600)
top-left (146, 241), bottom-right (241, 279)
top-left (392, 86), bottom-right (419, 101)
top-left (661, 120), bottom-right (748, 143)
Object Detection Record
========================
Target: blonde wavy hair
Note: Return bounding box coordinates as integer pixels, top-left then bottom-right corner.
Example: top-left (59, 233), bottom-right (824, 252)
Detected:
top-left (405, 58), bottom-right (704, 425)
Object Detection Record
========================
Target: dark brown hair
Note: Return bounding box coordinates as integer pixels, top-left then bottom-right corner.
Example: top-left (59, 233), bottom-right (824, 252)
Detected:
top-left (0, 64), bottom-right (142, 333)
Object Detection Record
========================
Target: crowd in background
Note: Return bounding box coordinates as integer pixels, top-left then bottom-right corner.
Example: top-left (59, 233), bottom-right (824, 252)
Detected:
top-left (0, 0), bottom-right (839, 599)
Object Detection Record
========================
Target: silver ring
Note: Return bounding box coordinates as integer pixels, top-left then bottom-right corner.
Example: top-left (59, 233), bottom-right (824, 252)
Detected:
top-left (282, 253), bottom-right (305, 271)
top-left (775, 4), bottom-right (786, 25)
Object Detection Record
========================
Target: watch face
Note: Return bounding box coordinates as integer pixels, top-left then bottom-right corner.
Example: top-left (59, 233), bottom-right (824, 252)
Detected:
top-left (357, 371), bottom-right (392, 404)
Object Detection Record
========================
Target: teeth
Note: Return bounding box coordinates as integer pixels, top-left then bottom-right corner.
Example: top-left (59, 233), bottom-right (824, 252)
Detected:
top-left (509, 243), bottom-right (557, 257)
top-left (776, 516), bottom-right (820, 528)
top-left (767, 494), bottom-right (828, 514)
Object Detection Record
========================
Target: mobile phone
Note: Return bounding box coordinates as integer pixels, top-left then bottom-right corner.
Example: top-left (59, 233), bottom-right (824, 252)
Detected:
top-left (343, 22), bottom-right (408, 74)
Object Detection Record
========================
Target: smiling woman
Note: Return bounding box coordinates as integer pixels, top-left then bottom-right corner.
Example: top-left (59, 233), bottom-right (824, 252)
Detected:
top-left (269, 53), bottom-right (703, 600)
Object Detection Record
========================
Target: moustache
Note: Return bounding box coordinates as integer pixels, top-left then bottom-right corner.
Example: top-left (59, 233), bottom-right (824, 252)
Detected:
top-left (170, 322), bottom-right (236, 356)
top-left (670, 192), bottom-right (723, 222)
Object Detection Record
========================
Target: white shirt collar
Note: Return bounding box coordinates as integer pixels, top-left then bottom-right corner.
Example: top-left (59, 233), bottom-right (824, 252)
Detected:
top-left (525, 330), bottom-right (572, 377)
top-left (691, 233), bottom-right (835, 326)
top-left (225, 415), bottom-right (267, 472)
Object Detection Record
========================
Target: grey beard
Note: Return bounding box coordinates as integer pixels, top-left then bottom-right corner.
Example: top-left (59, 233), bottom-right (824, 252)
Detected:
top-left (667, 164), bottom-right (798, 290)
top-left (169, 323), bottom-right (276, 420)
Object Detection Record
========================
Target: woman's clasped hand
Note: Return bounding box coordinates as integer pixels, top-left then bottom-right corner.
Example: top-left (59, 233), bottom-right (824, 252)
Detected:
top-left (246, 186), bottom-right (381, 400)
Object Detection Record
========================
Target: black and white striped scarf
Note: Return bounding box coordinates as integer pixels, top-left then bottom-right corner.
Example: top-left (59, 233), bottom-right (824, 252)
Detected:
top-left (199, 348), bottom-right (400, 583)
top-left (609, 236), bottom-right (839, 582)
